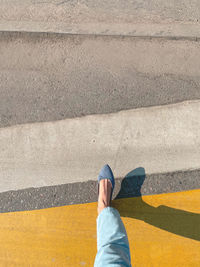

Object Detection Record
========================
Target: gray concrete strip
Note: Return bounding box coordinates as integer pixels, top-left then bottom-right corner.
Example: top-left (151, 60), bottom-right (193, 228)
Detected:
top-left (1, 32), bottom-right (200, 127)
top-left (0, 168), bottom-right (200, 213)
top-left (0, 100), bottom-right (200, 193)
top-left (0, 0), bottom-right (200, 38)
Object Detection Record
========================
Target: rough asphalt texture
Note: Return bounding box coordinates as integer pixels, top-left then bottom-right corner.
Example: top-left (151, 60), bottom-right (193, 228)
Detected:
top-left (1, 32), bottom-right (200, 128)
top-left (1, 169), bottom-right (200, 213)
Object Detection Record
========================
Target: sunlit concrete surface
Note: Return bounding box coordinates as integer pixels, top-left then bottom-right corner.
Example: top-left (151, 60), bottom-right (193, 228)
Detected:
top-left (1, 0), bottom-right (200, 38)
top-left (0, 100), bottom-right (200, 193)
top-left (0, 189), bottom-right (199, 266)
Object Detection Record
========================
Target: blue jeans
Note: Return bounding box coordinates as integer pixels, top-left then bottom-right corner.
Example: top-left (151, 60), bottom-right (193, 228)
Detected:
top-left (94, 207), bottom-right (131, 267)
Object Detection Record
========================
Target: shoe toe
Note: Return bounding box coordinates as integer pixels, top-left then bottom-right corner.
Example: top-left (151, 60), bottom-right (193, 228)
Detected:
top-left (98, 164), bottom-right (115, 188)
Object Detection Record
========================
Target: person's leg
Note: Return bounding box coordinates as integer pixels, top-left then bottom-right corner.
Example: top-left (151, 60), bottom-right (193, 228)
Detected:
top-left (94, 179), bottom-right (131, 267)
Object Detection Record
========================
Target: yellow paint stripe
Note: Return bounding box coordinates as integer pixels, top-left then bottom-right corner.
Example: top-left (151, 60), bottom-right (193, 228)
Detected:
top-left (0, 189), bottom-right (200, 266)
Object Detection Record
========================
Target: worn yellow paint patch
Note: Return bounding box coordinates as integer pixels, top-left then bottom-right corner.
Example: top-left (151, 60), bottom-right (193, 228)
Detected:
top-left (0, 189), bottom-right (200, 267)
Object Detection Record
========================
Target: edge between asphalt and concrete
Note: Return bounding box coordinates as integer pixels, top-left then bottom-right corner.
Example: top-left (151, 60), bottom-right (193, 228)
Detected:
top-left (1, 22), bottom-right (200, 40)
top-left (0, 0), bottom-right (200, 39)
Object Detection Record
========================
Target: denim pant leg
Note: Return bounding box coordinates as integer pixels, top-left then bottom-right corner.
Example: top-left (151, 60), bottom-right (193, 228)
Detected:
top-left (94, 207), bottom-right (131, 267)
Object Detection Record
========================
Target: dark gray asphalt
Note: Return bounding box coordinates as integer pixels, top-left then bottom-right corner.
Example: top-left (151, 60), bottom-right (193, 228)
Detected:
top-left (0, 168), bottom-right (200, 213)
top-left (1, 32), bottom-right (200, 128)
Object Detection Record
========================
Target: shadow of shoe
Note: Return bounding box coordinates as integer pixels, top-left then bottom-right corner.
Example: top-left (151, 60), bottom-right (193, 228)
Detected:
top-left (113, 167), bottom-right (200, 241)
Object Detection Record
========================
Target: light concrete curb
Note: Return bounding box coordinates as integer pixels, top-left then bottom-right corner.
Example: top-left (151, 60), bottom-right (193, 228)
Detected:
top-left (0, 100), bottom-right (200, 193)
top-left (0, 0), bottom-right (200, 38)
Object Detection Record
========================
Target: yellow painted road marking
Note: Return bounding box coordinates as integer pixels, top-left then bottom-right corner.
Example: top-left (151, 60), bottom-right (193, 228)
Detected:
top-left (0, 189), bottom-right (200, 266)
